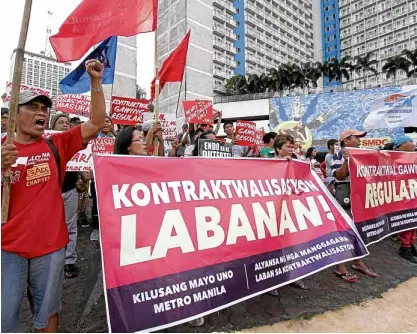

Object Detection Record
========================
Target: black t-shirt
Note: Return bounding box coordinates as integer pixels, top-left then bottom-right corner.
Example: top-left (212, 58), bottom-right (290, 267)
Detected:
top-left (62, 172), bottom-right (78, 193)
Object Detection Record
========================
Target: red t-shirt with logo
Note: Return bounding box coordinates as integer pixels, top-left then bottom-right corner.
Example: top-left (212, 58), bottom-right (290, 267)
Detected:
top-left (1, 127), bottom-right (86, 258)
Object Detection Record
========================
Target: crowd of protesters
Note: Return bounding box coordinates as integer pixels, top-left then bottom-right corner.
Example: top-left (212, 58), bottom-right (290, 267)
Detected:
top-left (1, 59), bottom-right (416, 332)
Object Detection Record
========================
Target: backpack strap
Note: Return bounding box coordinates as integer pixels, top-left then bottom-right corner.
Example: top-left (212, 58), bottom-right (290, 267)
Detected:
top-left (45, 137), bottom-right (61, 183)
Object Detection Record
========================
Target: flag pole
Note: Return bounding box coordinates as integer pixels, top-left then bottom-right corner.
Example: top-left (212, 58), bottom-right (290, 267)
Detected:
top-left (2, 0), bottom-right (33, 224)
top-left (174, 78), bottom-right (184, 119)
top-left (153, 30), bottom-right (160, 156)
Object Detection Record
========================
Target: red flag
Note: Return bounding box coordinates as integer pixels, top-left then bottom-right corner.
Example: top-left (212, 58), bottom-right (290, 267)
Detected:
top-left (50, 0), bottom-right (158, 62)
top-left (151, 30), bottom-right (191, 99)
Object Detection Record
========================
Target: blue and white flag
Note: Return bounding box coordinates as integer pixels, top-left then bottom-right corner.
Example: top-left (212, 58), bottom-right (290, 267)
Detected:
top-left (363, 88), bottom-right (417, 130)
top-left (59, 36), bottom-right (117, 94)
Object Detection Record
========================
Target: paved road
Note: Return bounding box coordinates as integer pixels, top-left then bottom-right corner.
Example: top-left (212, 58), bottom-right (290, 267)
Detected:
top-left (244, 277), bottom-right (417, 333)
top-left (18, 225), bottom-right (417, 333)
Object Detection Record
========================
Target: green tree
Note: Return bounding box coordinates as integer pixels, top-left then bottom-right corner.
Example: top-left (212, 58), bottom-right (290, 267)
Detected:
top-left (225, 75), bottom-right (248, 95)
top-left (332, 56), bottom-right (354, 82)
top-left (382, 55), bottom-right (410, 86)
top-left (401, 49), bottom-right (417, 77)
top-left (354, 52), bottom-right (378, 88)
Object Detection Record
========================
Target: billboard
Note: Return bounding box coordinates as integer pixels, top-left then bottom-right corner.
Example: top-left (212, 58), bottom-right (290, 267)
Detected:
top-left (269, 87), bottom-right (413, 148)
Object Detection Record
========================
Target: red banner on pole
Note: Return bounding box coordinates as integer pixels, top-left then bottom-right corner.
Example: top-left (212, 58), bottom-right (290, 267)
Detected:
top-left (93, 156), bottom-right (368, 332)
top-left (349, 148), bottom-right (417, 245)
top-left (55, 94), bottom-right (91, 117)
top-left (235, 120), bottom-right (256, 146)
top-left (110, 96), bottom-right (150, 125)
top-left (182, 100), bottom-right (214, 124)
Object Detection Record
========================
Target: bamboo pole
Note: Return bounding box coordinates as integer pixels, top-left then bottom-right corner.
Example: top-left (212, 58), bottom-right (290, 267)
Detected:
top-left (2, 0), bottom-right (33, 224)
top-left (153, 30), bottom-right (160, 156)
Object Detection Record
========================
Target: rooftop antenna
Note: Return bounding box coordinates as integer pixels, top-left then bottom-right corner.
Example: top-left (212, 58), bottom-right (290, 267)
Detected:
top-left (44, 10), bottom-right (53, 57)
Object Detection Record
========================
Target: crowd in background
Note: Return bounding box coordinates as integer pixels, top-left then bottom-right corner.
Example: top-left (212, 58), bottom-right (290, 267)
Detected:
top-left (1, 78), bottom-right (416, 331)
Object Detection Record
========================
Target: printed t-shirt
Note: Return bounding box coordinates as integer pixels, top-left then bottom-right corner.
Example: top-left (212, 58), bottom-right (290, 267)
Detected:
top-left (1, 126), bottom-right (86, 258)
top-left (260, 147), bottom-right (275, 158)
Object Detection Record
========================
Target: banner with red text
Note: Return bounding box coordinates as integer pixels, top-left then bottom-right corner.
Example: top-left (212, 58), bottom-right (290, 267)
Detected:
top-left (182, 100), bottom-right (213, 124)
top-left (93, 156), bottom-right (368, 332)
top-left (349, 148), bottom-right (417, 245)
top-left (111, 96), bottom-right (150, 125)
top-left (235, 120), bottom-right (256, 146)
top-left (3, 81), bottom-right (50, 106)
top-left (144, 112), bottom-right (177, 141)
top-left (55, 94), bottom-right (91, 117)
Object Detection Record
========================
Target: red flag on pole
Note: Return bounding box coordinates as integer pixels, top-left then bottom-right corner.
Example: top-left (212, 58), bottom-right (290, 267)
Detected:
top-left (50, 0), bottom-right (158, 62)
top-left (151, 30), bottom-right (191, 99)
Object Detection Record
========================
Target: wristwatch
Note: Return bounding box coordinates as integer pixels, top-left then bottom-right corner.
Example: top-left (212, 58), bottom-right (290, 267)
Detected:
top-left (91, 86), bottom-right (103, 93)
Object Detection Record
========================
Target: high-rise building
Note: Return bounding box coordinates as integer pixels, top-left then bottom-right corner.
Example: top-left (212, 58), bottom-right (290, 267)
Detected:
top-left (157, 0), bottom-right (318, 116)
top-left (9, 50), bottom-right (71, 99)
top-left (320, 0), bottom-right (342, 87)
top-left (213, 0), bottom-right (316, 93)
top-left (237, 0), bottom-right (315, 75)
top-left (338, 0), bottom-right (417, 89)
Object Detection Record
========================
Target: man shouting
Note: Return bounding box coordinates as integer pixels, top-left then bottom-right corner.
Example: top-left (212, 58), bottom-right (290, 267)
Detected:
top-left (1, 59), bottom-right (106, 333)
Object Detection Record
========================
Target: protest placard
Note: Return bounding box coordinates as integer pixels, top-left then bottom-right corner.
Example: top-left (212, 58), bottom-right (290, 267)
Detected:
top-left (198, 139), bottom-right (232, 158)
top-left (349, 148), bottom-right (417, 245)
top-left (93, 156), bottom-right (368, 332)
top-left (90, 137), bottom-right (116, 155)
top-left (66, 145), bottom-right (92, 172)
top-left (110, 96), bottom-right (149, 125)
top-left (55, 94), bottom-right (91, 117)
top-left (182, 100), bottom-right (214, 124)
top-left (2, 81), bottom-right (50, 105)
top-left (235, 120), bottom-right (256, 146)
top-left (253, 129), bottom-right (266, 156)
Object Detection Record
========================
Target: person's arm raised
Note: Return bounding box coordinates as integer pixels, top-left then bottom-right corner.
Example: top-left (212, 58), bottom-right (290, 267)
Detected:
top-left (81, 60), bottom-right (106, 145)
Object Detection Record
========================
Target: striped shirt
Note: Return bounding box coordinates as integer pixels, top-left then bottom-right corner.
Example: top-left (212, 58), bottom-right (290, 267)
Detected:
top-left (330, 151), bottom-right (350, 183)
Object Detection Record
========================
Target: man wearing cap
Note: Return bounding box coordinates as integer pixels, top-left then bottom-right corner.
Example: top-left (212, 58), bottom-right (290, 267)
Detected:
top-left (1, 108), bottom-right (9, 138)
top-left (330, 129), bottom-right (378, 282)
top-left (394, 136), bottom-right (417, 263)
top-left (1, 60), bottom-right (106, 332)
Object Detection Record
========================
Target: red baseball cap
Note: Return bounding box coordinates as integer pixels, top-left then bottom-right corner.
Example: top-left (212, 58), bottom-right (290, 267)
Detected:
top-left (339, 129), bottom-right (367, 142)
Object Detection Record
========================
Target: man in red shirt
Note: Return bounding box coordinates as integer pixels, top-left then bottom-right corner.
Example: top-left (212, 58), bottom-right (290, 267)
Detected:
top-left (1, 59), bottom-right (106, 332)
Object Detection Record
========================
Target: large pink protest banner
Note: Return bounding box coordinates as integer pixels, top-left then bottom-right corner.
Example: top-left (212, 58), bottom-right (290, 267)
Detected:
top-left (349, 148), bottom-right (417, 245)
top-left (93, 156), bottom-right (368, 332)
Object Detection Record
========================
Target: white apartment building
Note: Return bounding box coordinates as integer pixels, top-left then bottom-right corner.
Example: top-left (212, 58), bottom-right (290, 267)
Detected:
top-left (9, 50), bottom-right (71, 99)
top-left (156, 0), bottom-right (318, 111)
top-left (339, 0), bottom-right (417, 89)
top-left (213, 0), bottom-right (316, 93)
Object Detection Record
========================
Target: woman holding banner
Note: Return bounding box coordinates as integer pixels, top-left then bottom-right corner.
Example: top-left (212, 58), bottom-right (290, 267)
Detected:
top-left (268, 134), bottom-right (309, 293)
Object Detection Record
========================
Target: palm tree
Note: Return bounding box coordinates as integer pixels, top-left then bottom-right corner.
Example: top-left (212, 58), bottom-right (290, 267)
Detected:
top-left (280, 63), bottom-right (305, 94)
top-left (247, 74), bottom-right (267, 93)
top-left (382, 55), bottom-right (410, 86)
top-left (320, 61), bottom-right (337, 87)
top-left (354, 52), bottom-right (378, 88)
top-left (304, 62), bottom-right (323, 90)
top-left (332, 56), bottom-right (355, 82)
top-left (401, 49), bottom-right (417, 78)
top-left (267, 67), bottom-right (288, 94)
top-left (225, 75), bottom-right (248, 95)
